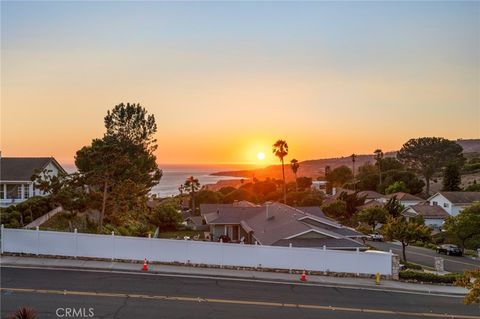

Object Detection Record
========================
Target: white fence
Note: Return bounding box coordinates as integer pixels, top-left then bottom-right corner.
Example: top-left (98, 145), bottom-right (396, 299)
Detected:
top-left (1, 227), bottom-right (393, 276)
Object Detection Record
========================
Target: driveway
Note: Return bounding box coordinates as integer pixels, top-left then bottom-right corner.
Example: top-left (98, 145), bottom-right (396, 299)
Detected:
top-left (368, 240), bottom-right (480, 273)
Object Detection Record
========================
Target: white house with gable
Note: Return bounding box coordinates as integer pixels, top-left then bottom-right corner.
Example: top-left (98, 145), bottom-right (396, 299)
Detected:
top-left (427, 191), bottom-right (480, 216)
top-left (0, 156), bottom-right (66, 207)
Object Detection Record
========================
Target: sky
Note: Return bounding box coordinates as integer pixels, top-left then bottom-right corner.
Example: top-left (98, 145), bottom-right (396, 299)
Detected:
top-left (1, 1), bottom-right (479, 166)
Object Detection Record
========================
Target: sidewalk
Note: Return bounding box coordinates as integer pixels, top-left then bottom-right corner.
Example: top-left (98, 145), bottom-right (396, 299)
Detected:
top-left (1, 255), bottom-right (467, 296)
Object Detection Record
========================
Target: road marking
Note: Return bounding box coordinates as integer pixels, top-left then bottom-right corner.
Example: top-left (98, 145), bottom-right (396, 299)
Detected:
top-left (374, 244), bottom-right (480, 268)
top-left (1, 287), bottom-right (478, 319)
top-left (1, 264), bottom-right (466, 298)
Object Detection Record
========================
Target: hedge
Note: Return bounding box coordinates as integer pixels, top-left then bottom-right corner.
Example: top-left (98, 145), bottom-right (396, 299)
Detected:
top-left (399, 270), bottom-right (462, 284)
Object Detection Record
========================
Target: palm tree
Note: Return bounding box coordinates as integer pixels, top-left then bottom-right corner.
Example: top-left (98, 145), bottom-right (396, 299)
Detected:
top-left (273, 140), bottom-right (289, 203)
top-left (290, 159), bottom-right (300, 191)
top-left (351, 153), bottom-right (357, 191)
top-left (374, 149), bottom-right (384, 186)
top-left (184, 176), bottom-right (200, 215)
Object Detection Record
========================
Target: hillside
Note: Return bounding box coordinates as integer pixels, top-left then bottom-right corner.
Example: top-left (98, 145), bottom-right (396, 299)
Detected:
top-left (212, 139), bottom-right (480, 181)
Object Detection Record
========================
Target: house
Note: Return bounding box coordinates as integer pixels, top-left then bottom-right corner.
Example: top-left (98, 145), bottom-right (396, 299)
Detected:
top-left (357, 190), bottom-right (385, 203)
top-left (184, 216), bottom-right (209, 231)
top-left (386, 192), bottom-right (424, 207)
top-left (201, 202), bottom-right (366, 250)
top-left (0, 157), bottom-right (66, 207)
top-left (427, 192), bottom-right (480, 216)
top-left (401, 203), bottom-right (450, 230)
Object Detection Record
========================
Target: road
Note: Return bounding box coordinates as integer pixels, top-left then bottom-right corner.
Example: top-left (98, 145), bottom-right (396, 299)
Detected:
top-left (368, 240), bottom-right (480, 273)
top-left (2, 267), bottom-right (479, 319)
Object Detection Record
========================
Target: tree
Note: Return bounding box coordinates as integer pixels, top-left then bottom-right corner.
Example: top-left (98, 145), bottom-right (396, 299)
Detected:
top-left (374, 149), bottom-right (384, 185)
top-left (351, 154), bottom-right (357, 190)
top-left (75, 103), bottom-right (162, 230)
top-left (385, 181), bottom-right (409, 195)
top-left (380, 170), bottom-right (425, 195)
top-left (382, 216), bottom-right (431, 262)
top-left (397, 137), bottom-right (464, 196)
top-left (466, 180), bottom-right (480, 192)
top-left (149, 204), bottom-right (182, 231)
top-left (456, 269), bottom-right (480, 304)
top-left (272, 140), bottom-right (289, 204)
top-left (384, 196), bottom-right (404, 218)
top-left (443, 203), bottom-right (480, 253)
top-left (358, 206), bottom-right (388, 233)
top-left (290, 159), bottom-right (300, 191)
top-left (356, 163), bottom-right (380, 191)
top-left (296, 176), bottom-right (312, 191)
top-left (322, 200), bottom-right (347, 222)
top-left (442, 162), bottom-right (462, 191)
top-left (184, 176), bottom-right (200, 215)
top-left (327, 165), bottom-right (353, 187)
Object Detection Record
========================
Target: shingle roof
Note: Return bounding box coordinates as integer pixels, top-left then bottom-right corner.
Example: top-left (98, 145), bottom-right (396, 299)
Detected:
top-left (403, 204), bottom-right (450, 219)
top-left (435, 192), bottom-right (480, 204)
top-left (295, 206), bottom-right (326, 218)
top-left (387, 192), bottom-right (423, 201)
top-left (357, 191), bottom-right (384, 199)
top-left (272, 237), bottom-right (366, 249)
top-left (202, 206), bottom-right (263, 224)
top-left (0, 157), bottom-right (65, 181)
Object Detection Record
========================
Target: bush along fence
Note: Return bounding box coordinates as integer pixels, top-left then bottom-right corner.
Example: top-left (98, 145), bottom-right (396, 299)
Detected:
top-left (1, 226), bottom-right (394, 277)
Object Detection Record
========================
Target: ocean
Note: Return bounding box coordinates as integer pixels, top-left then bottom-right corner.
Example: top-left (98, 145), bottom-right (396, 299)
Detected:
top-left (63, 164), bottom-right (253, 198)
top-left (152, 165), bottom-right (251, 198)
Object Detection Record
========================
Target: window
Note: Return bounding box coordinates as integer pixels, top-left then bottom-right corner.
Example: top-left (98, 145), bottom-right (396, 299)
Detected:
top-left (24, 184), bottom-right (30, 199)
top-left (432, 201), bottom-right (438, 206)
top-left (0, 185), bottom-right (4, 199)
top-left (17, 185), bottom-right (22, 198)
top-left (443, 203), bottom-right (449, 208)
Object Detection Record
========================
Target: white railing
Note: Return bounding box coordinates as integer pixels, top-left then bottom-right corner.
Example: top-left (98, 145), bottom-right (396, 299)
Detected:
top-left (0, 226), bottom-right (393, 275)
top-left (23, 206), bottom-right (63, 229)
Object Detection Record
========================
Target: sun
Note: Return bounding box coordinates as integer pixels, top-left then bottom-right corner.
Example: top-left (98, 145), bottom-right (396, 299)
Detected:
top-left (257, 152), bottom-right (266, 161)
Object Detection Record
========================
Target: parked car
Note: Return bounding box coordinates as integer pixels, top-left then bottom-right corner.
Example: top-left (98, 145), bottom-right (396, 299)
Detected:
top-left (436, 244), bottom-right (463, 256)
top-left (369, 233), bottom-right (383, 242)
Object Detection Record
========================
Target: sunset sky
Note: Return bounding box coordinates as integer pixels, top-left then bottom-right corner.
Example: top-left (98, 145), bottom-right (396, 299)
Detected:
top-left (1, 1), bottom-right (479, 166)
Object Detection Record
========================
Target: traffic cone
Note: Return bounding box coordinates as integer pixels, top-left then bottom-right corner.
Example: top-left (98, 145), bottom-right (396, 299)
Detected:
top-left (300, 270), bottom-right (307, 281)
top-left (142, 258), bottom-right (148, 271)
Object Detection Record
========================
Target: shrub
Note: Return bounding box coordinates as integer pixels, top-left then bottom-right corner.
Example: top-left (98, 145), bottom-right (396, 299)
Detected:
top-left (400, 270), bottom-right (462, 284)
top-left (401, 262), bottom-right (422, 270)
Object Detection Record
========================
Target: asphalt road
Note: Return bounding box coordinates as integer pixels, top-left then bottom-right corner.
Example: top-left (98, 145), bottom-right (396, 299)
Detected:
top-left (2, 267), bottom-right (479, 319)
top-left (368, 241), bottom-right (480, 273)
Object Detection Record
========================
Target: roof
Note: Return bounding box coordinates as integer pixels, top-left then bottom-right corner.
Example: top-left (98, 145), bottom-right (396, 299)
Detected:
top-left (402, 204), bottom-right (450, 219)
top-left (272, 237), bottom-right (366, 250)
top-left (202, 205), bottom-right (263, 224)
top-left (186, 216), bottom-right (204, 225)
top-left (0, 157), bottom-right (66, 181)
top-left (294, 206), bottom-right (326, 218)
top-left (431, 192), bottom-right (480, 204)
top-left (387, 192), bottom-right (423, 201)
top-left (357, 191), bottom-right (384, 200)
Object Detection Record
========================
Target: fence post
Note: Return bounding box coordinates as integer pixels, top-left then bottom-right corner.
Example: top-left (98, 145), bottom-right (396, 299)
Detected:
top-left (74, 228), bottom-right (78, 258)
top-left (220, 238), bottom-right (223, 268)
top-left (111, 231), bottom-right (115, 261)
top-left (36, 226), bottom-right (40, 255)
top-left (1, 224), bottom-right (4, 254)
top-left (289, 243), bottom-right (292, 273)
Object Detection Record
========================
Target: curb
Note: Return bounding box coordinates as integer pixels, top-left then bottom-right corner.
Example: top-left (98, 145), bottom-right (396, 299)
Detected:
top-left (0, 261), bottom-right (466, 297)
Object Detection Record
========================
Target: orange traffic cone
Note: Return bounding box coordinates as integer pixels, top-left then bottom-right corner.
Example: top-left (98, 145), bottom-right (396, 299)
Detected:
top-left (142, 258), bottom-right (148, 271)
top-left (300, 270), bottom-right (307, 281)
